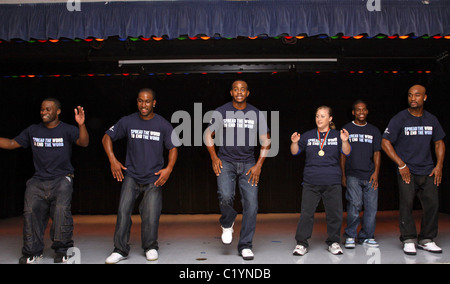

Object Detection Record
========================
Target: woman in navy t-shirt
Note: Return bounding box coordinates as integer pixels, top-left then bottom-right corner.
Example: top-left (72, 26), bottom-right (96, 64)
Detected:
top-left (290, 106), bottom-right (351, 256)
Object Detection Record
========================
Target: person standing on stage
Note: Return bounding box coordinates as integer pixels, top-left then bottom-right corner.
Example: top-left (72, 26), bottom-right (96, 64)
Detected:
top-left (0, 98), bottom-right (89, 264)
top-left (205, 80), bottom-right (271, 260)
top-left (382, 84), bottom-right (445, 255)
top-left (103, 88), bottom-right (178, 264)
top-left (291, 106), bottom-right (350, 256)
top-left (341, 100), bottom-right (381, 249)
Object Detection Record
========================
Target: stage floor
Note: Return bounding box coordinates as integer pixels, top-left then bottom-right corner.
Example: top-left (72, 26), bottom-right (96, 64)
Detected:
top-left (1, 211), bottom-right (449, 264)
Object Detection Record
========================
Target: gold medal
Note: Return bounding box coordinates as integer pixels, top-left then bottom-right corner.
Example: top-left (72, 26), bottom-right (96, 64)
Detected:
top-left (317, 129), bottom-right (330, 157)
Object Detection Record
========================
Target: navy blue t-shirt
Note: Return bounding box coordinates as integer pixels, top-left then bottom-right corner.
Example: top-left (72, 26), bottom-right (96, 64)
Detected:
top-left (106, 113), bottom-right (177, 184)
top-left (382, 109), bottom-right (445, 175)
top-left (294, 128), bottom-right (349, 185)
top-left (14, 122), bottom-right (79, 180)
top-left (344, 121), bottom-right (381, 180)
top-left (208, 102), bottom-right (269, 163)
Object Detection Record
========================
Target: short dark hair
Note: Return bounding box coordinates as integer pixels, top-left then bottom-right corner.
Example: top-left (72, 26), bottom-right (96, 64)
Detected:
top-left (231, 80), bottom-right (249, 90)
top-left (352, 99), bottom-right (367, 110)
top-left (43, 97), bottom-right (61, 110)
top-left (138, 88), bottom-right (156, 100)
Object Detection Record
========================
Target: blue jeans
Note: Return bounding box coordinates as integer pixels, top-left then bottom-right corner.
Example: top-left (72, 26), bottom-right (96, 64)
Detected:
top-left (113, 176), bottom-right (162, 256)
top-left (344, 176), bottom-right (378, 241)
top-left (217, 160), bottom-right (258, 252)
top-left (22, 176), bottom-right (74, 256)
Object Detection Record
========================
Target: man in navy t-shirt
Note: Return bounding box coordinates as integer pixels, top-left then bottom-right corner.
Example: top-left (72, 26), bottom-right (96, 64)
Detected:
top-left (0, 98), bottom-right (89, 264)
top-left (103, 88), bottom-right (178, 264)
top-left (340, 100), bottom-right (381, 249)
top-left (382, 84), bottom-right (446, 255)
top-left (205, 80), bottom-right (270, 260)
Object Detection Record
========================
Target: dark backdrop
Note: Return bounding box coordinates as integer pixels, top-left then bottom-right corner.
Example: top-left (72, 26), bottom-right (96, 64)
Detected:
top-left (0, 71), bottom-right (449, 218)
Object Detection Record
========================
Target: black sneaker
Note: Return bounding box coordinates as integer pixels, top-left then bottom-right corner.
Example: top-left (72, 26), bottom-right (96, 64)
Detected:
top-left (54, 253), bottom-right (69, 263)
top-left (19, 254), bottom-right (43, 264)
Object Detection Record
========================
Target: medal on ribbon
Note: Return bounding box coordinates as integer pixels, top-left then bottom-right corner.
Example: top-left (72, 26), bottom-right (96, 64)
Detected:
top-left (317, 129), bottom-right (330, 156)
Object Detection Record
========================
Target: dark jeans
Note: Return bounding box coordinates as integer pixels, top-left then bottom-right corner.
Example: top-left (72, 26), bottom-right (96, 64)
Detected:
top-left (397, 173), bottom-right (439, 243)
top-left (113, 176), bottom-right (162, 256)
top-left (22, 176), bottom-right (74, 256)
top-left (295, 183), bottom-right (343, 248)
top-left (217, 160), bottom-right (258, 252)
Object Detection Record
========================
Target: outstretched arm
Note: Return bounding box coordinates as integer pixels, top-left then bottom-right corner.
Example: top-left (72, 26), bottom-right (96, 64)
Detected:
top-left (0, 138), bottom-right (21, 150)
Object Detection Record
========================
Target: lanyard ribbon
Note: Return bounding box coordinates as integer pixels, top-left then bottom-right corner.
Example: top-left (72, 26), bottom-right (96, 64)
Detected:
top-left (317, 129), bottom-right (330, 151)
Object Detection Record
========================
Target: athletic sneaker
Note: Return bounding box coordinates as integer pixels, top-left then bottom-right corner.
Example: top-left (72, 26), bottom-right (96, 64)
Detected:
top-left (240, 249), bottom-right (254, 260)
top-left (293, 245), bottom-right (308, 256)
top-left (146, 249), bottom-right (159, 261)
top-left (328, 243), bottom-right (343, 255)
top-left (362, 238), bottom-right (379, 248)
top-left (19, 254), bottom-right (43, 264)
top-left (403, 242), bottom-right (416, 255)
top-left (418, 241), bottom-right (442, 253)
top-left (221, 224), bottom-right (234, 245)
top-left (105, 252), bottom-right (128, 264)
top-left (344, 238), bottom-right (356, 249)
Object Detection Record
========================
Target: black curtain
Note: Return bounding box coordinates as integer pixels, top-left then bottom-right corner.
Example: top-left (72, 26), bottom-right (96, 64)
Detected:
top-left (0, 71), bottom-right (449, 218)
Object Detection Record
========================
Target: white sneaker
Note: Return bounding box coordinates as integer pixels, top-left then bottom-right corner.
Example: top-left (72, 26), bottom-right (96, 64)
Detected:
top-left (403, 242), bottom-right (416, 255)
top-left (146, 249), bottom-right (159, 261)
top-left (418, 242), bottom-right (442, 253)
top-left (293, 245), bottom-right (308, 256)
top-left (221, 224), bottom-right (234, 245)
top-left (240, 249), bottom-right (254, 260)
top-left (105, 252), bottom-right (127, 264)
top-left (328, 242), bottom-right (343, 255)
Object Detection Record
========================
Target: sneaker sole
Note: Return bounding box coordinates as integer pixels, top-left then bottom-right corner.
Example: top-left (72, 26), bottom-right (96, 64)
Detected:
top-left (417, 246), bottom-right (442, 254)
top-left (105, 256), bottom-right (128, 264)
